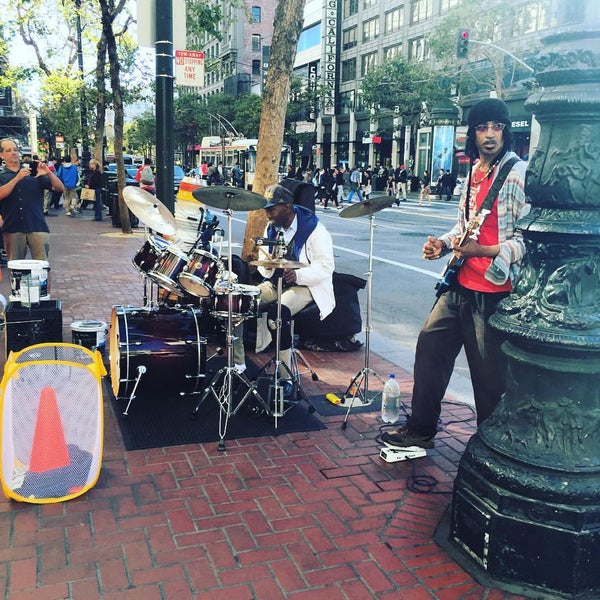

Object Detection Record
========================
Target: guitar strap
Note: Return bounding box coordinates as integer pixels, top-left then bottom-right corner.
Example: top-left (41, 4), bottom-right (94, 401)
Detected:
top-left (467, 156), bottom-right (520, 223)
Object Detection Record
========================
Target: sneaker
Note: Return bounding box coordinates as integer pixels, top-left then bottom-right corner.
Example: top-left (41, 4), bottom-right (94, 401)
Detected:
top-left (381, 426), bottom-right (435, 449)
top-left (234, 363), bottom-right (247, 374)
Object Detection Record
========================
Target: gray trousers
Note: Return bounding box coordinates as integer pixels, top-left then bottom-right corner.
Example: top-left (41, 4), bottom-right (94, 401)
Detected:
top-left (406, 284), bottom-right (510, 437)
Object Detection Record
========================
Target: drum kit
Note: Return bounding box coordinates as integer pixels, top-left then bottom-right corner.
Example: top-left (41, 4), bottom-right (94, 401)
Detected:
top-left (112, 186), bottom-right (309, 449)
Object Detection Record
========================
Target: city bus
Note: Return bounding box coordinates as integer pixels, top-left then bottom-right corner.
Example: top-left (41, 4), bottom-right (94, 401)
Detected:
top-left (191, 136), bottom-right (292, 189)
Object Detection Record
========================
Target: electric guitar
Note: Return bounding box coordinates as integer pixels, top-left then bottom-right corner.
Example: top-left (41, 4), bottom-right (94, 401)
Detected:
top-left (434, 209), bottom-right (491, 297)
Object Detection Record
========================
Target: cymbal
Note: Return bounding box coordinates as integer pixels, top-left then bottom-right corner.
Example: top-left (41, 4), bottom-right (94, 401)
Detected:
top-left (122, 187), bottom-right (177, 235)
top-left (192, 186), bottom-right (266, 211)
top-left (339, 196), bottom-right (395, 219)
top-left (249, 259), bottom-right (308, 270)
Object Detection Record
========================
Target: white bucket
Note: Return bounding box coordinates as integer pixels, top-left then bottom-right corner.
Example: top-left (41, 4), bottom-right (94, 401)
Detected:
top-left (71, 320), bottom-right (108, 354)
top-left (8, 260), bottom-right (50, 302)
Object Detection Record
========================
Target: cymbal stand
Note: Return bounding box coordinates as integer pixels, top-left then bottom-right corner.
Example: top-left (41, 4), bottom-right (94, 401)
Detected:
top-left (191, 207), bottom-right (270, 450)
top-left (258, 273), bottom-right (315, 426)
top-left (341, 212), bottom-right (386, 429)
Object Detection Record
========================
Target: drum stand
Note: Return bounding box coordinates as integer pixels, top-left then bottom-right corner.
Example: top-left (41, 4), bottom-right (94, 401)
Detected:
top-left (257, 274), bottom-right (315, 427)
top-left (341, 212), bottom-right (386, 429)
top-left (191, 207), bottom-right (270, 451)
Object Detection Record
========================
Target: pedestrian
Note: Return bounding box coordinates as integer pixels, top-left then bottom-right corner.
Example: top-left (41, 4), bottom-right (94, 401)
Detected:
top-left (418, 170), bottom-right (431, 206)
top-left (135, 157), bottom-right (155, 194)
top-left (385, 165), bottom-right (396, 197)
top-left (382, 98), bottom-right (527, 449)
top-left (85, 158), bottom-right (104, 221)
top-left (231, 162), bottom-right (243, 188)
top-left (57, 154), bottom-right (79, 216)
top-left (441, 169), bottom-right (456, 201)
top-left (334, 166), bottom-right (345, 207)
top-left (319, 167), bottom-right (336, 209)
top-left (362, 167), bottom-right (372, 200)
top-left (346, 166), bottom-right (363, 203)
top-left (395, 164), bottom-right (408, 204)
top-left (0, 138), bottom-right (65, 260)
top-left (436, 168), bottom-right (445, 200)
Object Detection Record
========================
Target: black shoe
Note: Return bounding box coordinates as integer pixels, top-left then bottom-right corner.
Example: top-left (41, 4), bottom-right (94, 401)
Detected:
top-left (381, 426), bottom-right (435, 449)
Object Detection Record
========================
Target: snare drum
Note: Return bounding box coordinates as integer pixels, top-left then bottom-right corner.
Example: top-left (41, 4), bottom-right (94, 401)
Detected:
top-left (211, 284), bottom-right (260, 319)
top-left (178, 249), bottom-right (223, 298)
top-left (109, 305), bottom-right (207, 398)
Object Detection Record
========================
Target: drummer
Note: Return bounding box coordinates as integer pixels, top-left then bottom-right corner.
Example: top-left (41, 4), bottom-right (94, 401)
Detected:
top-left (234, 184), bottom-right (335, 388)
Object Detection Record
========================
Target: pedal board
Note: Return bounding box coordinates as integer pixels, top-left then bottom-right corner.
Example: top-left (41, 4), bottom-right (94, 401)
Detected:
top-left (379, 444), bottom-right (427, 463)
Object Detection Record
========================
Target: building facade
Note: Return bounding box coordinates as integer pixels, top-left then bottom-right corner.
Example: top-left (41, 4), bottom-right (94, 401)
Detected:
top-left (192, 0), bottom-right (589, 178)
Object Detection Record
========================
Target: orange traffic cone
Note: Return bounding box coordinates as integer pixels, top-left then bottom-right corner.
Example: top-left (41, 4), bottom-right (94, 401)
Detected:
top-left (29, 387), bottom-right (70, 473)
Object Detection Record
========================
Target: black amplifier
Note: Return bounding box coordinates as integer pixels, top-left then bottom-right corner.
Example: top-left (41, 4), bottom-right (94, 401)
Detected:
top-left (4, 300), bottom-right (63, 354)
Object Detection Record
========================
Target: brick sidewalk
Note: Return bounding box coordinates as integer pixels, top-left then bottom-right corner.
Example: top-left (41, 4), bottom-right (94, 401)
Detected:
top-left (0, 206), bottom-right (523, 599)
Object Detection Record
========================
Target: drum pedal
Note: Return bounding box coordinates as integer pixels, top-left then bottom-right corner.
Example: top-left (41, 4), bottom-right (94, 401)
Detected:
top-left (379, 444), bottom-right (427, 463)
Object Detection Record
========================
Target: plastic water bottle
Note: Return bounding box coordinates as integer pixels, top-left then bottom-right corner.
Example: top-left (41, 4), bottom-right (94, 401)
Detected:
top-left (381, 374), bottom-right (401, 423)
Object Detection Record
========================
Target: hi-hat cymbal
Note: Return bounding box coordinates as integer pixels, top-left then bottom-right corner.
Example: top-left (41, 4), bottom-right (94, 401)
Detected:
top-left (249, 259), bottom-right (308, 270)
top-left (339, 196), bottom-right (395, 219)
top-left (192, 186), bottom-right (266, 211)
top-left (122, 187), bottom-right (177, 235)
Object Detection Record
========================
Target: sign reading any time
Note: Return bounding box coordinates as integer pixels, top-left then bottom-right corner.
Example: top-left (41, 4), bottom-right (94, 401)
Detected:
top-left (175, 50), bottom-right (205, 87)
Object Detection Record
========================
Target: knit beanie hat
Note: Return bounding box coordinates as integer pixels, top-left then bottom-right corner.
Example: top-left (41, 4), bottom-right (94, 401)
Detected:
top-left (467, 98), bottom-right (511, 128)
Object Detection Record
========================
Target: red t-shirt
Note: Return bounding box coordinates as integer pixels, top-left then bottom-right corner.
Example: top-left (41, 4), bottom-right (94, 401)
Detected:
top-left (457, 173), bottom-right (512, 293)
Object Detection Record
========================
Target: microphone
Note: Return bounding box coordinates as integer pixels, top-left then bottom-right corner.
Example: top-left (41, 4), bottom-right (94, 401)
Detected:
top-left (254, 236), bottom-right (285, 247)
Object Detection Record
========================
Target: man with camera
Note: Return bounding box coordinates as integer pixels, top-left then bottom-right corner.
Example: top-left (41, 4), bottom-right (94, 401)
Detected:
top-left (0, 138), bottom-right (64, 261)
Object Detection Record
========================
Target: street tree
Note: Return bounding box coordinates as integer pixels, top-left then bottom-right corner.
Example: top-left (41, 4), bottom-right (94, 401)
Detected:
top-left (241, 0), bottom-right (306, 262)
top-left (426, 0), bottom-right (537, 98)
top-left (360, 56), bottom-right (449, 134)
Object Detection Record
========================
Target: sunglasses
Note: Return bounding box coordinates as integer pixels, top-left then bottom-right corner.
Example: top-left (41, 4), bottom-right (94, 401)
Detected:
top-left (474, 122), bottom-right (506, 133)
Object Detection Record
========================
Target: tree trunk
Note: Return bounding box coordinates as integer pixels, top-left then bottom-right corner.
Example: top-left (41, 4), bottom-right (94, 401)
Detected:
top-left (99, 0), bottom-right (131, 233)
top-left (241, 0), bottom-right (305, 262)
top-left (93, 35), bottom-right (108, 162)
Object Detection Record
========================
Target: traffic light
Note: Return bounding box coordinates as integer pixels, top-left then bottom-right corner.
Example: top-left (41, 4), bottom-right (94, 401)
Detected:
top-left (457, 30), bottom-right (469, 59)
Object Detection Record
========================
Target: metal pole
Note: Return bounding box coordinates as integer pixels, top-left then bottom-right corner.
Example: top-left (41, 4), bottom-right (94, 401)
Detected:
top-left (155, 1), bottom-right (175, 213)
top-left (75, 0), bottom-right (90, 171)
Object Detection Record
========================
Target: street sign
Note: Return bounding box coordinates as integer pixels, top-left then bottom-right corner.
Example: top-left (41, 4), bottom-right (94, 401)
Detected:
top-left (175, 50), bottom-right (205, 87)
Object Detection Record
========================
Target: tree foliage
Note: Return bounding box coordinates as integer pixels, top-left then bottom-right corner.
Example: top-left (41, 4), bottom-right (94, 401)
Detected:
top-left (426, 0), bottom-right (537, 97)
top-left (360, 57), bottom-right (449, 124)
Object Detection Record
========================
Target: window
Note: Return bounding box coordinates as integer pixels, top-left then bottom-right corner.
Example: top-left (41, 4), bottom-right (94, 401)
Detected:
top-left (298, 23), bottom-right (321, 53)
top-left (384, 44), bottom-right (403, 61)
top-left (410, 0), bottom-right (432, 24)
top-left (251, 34), bottom-right (261, 52)
top-left (362, 17), bottom-right (379, 43)
top-left (513, 2), bottom-right (554, 35)
top-left (251, 6), bottom-right (261, 23)
top-left (339, 91), bottom-right (355, 115)
top-left (343, 0), bottom-right (359, 18)
top-left (363, 0), bottom-right (377, 8)
top-left (252, 59), bottom-right (261, 75)
top-left (341, 58), bottom-right (357, 82)
top-left (408, 37), bottom-right (427, 61)
top-left (385, 8), bottom-right (404, 34)
top-left (361, 52), bottom-right (378, 77)
top-left (440, 0), bottom-right (459, 12)
top-left (342, 26), bottom-right (358, 50)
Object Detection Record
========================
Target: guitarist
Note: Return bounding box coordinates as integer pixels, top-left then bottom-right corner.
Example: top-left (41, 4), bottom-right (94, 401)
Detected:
top-left (383, 98), bottom-right (527, 450)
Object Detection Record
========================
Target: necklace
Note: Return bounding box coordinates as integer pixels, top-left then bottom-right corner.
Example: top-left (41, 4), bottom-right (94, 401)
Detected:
top-left (471, 157), bottom-right (500, 185)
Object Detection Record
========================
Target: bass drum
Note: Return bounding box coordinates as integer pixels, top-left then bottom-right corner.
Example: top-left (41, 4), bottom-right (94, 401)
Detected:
top-left (109, 305), bottom-right (207, 399)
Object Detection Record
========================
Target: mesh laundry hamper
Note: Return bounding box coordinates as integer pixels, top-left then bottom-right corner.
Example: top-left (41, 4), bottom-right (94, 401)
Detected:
top-left (0, 343), bottom-right (106, 503)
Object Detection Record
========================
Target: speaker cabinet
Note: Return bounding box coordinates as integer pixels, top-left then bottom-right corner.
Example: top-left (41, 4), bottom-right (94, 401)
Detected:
top-left (4, 300), bottom-right (63, 354)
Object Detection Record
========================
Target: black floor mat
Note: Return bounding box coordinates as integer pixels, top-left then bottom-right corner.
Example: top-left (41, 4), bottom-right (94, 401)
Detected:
top-left (108, 359), bottom-right (326, 450)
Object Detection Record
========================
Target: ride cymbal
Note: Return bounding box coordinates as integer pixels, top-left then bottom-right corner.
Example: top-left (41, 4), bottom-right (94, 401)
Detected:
top-left (192, 186), bottom-right (267, 211)
top-left (249, 259), bottom-right (308, 270)
top-left (339, 196), bottom-right (394, 218)
top-left (122, 187), bottom-right (177, 235)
